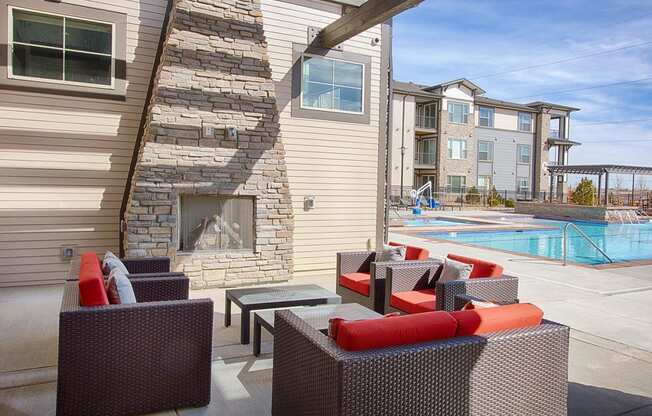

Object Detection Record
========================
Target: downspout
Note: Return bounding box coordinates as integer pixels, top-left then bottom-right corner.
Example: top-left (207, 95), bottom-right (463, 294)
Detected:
top-left (118, 0), bottom-right (175, 257)
top-left (400, 94), bottom-right (407, 199)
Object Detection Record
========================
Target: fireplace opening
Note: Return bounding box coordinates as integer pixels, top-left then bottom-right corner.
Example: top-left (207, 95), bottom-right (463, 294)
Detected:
top-left (179, 195), bottom-right (254, 252)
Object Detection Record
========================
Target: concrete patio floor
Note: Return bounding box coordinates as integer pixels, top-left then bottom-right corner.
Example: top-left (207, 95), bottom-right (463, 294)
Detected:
top-left (2, 227), bottom-right (652, 414)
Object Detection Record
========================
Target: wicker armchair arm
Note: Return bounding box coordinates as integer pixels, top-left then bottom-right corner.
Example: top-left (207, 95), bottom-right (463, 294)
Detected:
top-left (272, 310), bottom-right (341, 416)
top-left (453, 294), bottom-right (519, 311)
top-left (122, 257), bottom-right (171, 274)
top-left (130, 275), bottom-right (189, 302)
top-left (436, 275), bottom-right (519, 311)
top-left (336, 251), bottom-right (376, 275)
top-left (127, 271), bottom-right (185, 279)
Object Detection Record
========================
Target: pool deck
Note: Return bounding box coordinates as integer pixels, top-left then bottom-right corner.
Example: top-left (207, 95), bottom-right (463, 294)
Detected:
top-left (2, 211), bottom-right (652, 415)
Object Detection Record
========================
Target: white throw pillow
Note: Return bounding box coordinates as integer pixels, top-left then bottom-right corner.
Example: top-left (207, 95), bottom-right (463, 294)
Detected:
top-left (376, 245), bottom-right (406, 262)
top-left (102, 251), bottom-right (128, 275)
top-left (438, 258), bottom-right (473, 283)
top-left (106, 269), bottom-right (137, 304)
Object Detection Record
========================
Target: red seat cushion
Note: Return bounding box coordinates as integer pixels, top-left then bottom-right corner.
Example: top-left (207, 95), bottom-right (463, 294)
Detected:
top-left (78, 252), bottom-right (109, 307)
top-left (447, 254), bottom-right (503, 278)
top-left (339, 272), bottom-right (370, 296)
top-left (336, 311), bottom-right (457, 351)
top-left (449, 303), bottom-right (543, 336)
top-left (389, 241), bottom-right (429, 260)
top-left (390, 289), bottom-right (436, 314)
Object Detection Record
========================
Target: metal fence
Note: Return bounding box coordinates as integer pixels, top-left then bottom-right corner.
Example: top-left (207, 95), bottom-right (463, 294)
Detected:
top-left (390, 186), bottom-right (549, 209)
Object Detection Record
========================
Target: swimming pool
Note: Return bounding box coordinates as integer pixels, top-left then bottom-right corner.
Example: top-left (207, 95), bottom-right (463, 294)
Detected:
top-left (404, 218), bottom-right (472, 227)
top-left (423, 219), bottom-right (652, 265)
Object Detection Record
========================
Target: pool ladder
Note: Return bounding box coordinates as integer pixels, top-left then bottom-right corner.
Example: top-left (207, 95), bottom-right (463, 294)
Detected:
top-left (562, 223), bottom-right (613, 266)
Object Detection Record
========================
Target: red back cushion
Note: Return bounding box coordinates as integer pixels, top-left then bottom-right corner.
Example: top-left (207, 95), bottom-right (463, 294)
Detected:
top-left (78, 252), bottom-right (109, 307)
top-left (335, 311), bottom-right (457, 351)
top-left (449, 303), bottom-right (543, 336)
top-left (446, 254), bottom-right (503, 278)
top-left (389, 241), bottom-right (429, 261)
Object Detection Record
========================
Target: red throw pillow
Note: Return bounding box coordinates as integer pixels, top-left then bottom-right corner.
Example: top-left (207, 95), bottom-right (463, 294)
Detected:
top-left (78, 251), bottom-right (109, 307)
top-left (450, 303), bottom-right (543, 336)
top-left (335, 311), bottom-right (457, 351)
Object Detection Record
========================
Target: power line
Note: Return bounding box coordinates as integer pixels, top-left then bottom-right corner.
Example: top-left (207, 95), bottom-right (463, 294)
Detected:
top-left (508, 75), bottom-right (652, 100)
top-left (575, 118), bottom-right (652, 126)
top-left (580, 138), bottom-right (652, 143)
top-left (467, 39), bottom-right (652, 81)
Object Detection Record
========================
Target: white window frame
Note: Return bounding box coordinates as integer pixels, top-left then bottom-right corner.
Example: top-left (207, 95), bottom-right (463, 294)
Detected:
top-left (300, 53), bottom-right (365, 115)
top-left (7, 6), bottom-right (116, 89)
top-left (517, 144), bottom-right (531, 164)
top-left (517, 176), bottom-right (529, 192)
top-left (447, 175), bottom-right (466, 191)
top-left (447, 138), bottom-right (467, 160)
top-left (447, 101), bottom-right (469, 124)
top-left (478, 106), bottom-right (494, 127)
top-left (478, 141), bottom-right (493, 162)
top-left (518, 112), bottom-right (533, 132)
top-left (477, 175), bottom-right (492, 190)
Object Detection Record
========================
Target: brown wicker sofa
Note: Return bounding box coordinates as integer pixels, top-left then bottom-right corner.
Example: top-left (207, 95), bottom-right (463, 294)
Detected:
top-left (56, 274), bottom-right (213, 416)
top-left (336, 245), bottom-right (439, 313)
top-left (272, 309), bottom-right (569, 416)
top-left (385, 262), bottom-right (519, 313)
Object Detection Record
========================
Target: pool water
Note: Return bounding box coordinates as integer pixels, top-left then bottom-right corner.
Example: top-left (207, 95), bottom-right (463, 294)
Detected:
top-left (424, 219), bottom-right (652, 265)
top-left (405, 218), bottom-right (470, 227)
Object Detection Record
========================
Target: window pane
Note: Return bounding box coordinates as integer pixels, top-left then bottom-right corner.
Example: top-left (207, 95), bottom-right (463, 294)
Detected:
top-left (334, 86), bottom-right (362, 112)
top-left (334, 61), bottom-right (362, 88)
top-left (12, 44), bottom-right (63, 80)
top-left (303, 56), bottom-right (332, 84)
top-left (66, 18), bottom-right (112, 54)
top-left (302, 81), bottom-right (333, 110)
top-left (13, 10), bottom-right (63, 48)
top-left (65, 52), bottom-right (111, 85)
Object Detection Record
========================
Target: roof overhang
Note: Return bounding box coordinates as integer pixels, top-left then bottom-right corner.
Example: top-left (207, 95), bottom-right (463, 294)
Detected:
top-left (426, 78), bottom-right (486, 95)
top-left (548, 138), bottom-right (582, 147)
top-left (548, 164), bottom-right (652, 175)
top-left (527, 101), bottom-right (580, 112)
top-left (475, 96), bottom-right (538, 113)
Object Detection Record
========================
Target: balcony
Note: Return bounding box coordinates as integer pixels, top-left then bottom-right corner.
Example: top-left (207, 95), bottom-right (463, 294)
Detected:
top-left (415, 152), bottom-right (437, 166)
top-left (415, 114), bottom-right (437, 132)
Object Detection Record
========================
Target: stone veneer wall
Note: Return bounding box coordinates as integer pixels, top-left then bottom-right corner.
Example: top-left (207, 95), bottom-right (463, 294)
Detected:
top-left (438, 109), bottom-right (476, 188)
top-left (515, 201), bottom-right (639, 222)
top-left (123, 0), bottom-right (294, 289)
top-left (534, 112), bottom-right (551, 196)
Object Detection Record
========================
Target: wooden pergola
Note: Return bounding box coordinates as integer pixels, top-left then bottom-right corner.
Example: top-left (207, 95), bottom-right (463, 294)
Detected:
top-left (547, 164), bottom-right (652, 206)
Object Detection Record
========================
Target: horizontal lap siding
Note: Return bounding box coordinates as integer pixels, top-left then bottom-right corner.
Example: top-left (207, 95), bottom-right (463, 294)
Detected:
top-left (261, 0), bottom-right (382, 275)
top-left (0, 0), bottom-right (167, 285)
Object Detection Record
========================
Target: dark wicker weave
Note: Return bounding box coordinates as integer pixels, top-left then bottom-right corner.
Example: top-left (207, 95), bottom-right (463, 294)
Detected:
top-left (453, 294), bottom-right (520, 311)
top-left (336, 251), bottom-right (441, 313)
top-left (272, 310), bottom-right (569, 416)
top-left (57, 277), bottom-right (213, 416)
top-left (385, 263), bottom-right (519, 313)
top-left (67, 256), bottom-right (183, 281)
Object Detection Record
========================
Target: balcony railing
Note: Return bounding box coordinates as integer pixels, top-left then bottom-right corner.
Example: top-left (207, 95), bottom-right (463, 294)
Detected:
top-left (416, 115), bottom-right (437, 130)
top-left (415, 152), bottom-right (437, 165)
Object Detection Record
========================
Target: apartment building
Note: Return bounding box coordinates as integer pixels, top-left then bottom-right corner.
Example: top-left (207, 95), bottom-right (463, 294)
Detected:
top-left (390, 78), bottom-right (580, 199)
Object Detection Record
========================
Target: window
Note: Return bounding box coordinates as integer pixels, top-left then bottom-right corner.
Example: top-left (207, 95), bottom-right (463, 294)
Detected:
top-left (447, 138), bottom-right (467, 160)
top-left (416, 103), bottom-right (437, 129)
top-left (8, 8), bottom-right (114, 87)
top-left (416, 139), bottom-right (437, 165)
top-left (517, 177), bottom-right (529, 192)
top-left (478, 106), bottom-right (494, 127)
top-left (517, 144), bottom-right (531, 164)
top-left (518, 112), bottom-right (533, 132)
top-left (478, 175), bottom-right (492, 190)
top-left (447, 175), bottom-right (466, 192)
top-left (448, 101), bottom-right (469, 124)
top-left (478, 141), bottom-right (493, 161)
top-left (179, 195), bottom-right (254, 252)
top-left (301, 54), bottom-right (364, 114)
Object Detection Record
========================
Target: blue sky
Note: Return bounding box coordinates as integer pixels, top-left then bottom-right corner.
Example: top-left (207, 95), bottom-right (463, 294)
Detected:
top-left (393, 0), bottom-right (652, 186)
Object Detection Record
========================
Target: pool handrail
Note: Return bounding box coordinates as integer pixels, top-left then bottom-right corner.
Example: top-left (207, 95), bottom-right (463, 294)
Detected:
top-left (562, 222), bottom-right (613, 265)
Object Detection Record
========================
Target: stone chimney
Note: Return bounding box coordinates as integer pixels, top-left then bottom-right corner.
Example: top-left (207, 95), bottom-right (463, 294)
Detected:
top-left (123, 0), bottom-right (294, 289)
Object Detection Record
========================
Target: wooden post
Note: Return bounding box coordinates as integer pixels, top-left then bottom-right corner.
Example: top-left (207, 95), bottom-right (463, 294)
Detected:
top-left (320, 0), bottom-right (424, 49)
top-left (631, 173), bottom-right (636, 206)
top-left (604, 172), bottom-right (610, 206)
top-left (597, 174), bottom-right (602, 206)
top-left (549, 173), bottom-right (554, 202)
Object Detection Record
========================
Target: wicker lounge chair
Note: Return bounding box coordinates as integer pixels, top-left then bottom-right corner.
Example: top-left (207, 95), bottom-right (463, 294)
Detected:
top-left (56, 274), bottom-right (213, 416)
top-left (385, 262), bottom-right (519, 313)
top-left (336, 243), bottom-right (438, 313)
top-left (272, 309), bottom-right (569, 416)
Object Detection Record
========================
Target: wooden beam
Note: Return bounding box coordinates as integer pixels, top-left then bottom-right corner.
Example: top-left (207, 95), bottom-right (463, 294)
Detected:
top-left (320, 0), bottom-right (423, 49)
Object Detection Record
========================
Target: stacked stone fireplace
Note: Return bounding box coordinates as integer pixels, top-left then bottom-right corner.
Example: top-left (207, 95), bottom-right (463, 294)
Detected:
top-left (123, 0), bottom-right (294, 289)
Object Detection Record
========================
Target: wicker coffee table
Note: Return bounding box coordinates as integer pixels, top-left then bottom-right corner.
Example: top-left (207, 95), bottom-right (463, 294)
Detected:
top-left (252, 303), bottom-right (382, 356)
top-left (224, 284), bottom-right (341, 344)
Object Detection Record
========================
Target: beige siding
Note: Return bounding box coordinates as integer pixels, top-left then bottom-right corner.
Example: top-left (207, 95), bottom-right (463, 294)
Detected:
top-left (261, 0), bottom-right (382, 275)
top-left (0, 0), bottom-right (167, 285)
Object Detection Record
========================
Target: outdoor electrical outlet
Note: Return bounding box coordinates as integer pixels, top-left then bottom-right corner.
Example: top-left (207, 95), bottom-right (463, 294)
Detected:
top-left (203, 125), bottom-right (215, 138)
top-left (304, 195), bottom-right (315, 210)
top-left (60, 245), bottom-right (76, 260)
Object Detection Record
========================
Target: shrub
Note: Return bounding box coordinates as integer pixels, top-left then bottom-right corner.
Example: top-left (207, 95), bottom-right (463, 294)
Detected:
top-left (504, 199), bottom-right (515, 208)
top-left (487, 186), bottom-right (504, 207)
top-left (465, 186), bottom-right (481, 204)
top-left (571, 177), bottom-right (596, 206)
